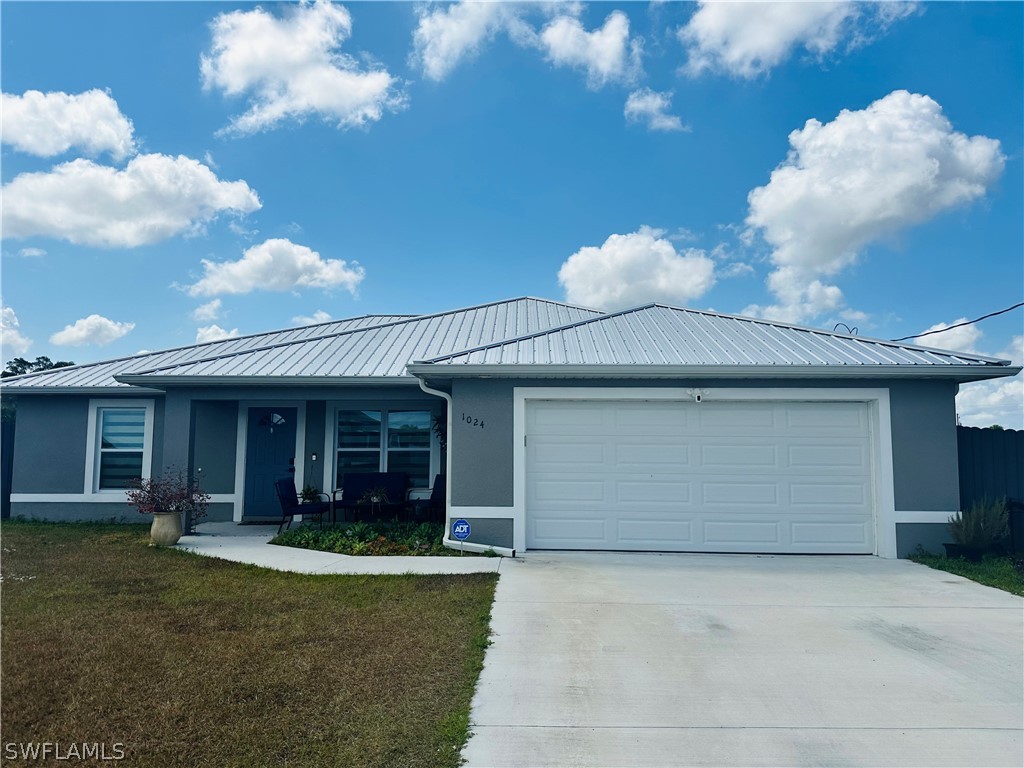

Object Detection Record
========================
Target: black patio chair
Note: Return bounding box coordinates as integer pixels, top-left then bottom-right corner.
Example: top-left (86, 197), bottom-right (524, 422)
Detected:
top-left (273, 477), bottom-right (331, 534)
top-left (408, 474), bottom-right (446, 523)
top-left (333, 471), bottom-right (409, 522)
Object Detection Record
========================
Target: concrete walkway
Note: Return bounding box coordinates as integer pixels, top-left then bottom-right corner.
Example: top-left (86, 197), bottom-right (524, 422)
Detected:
top-left (176, 522), bottom-right (503, 575)
top-left (464, 552), bottom-right (1023, 768)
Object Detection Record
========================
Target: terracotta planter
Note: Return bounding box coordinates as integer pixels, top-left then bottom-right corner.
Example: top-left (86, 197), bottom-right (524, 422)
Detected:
top-left (150, 511), bottom-right (183, 547)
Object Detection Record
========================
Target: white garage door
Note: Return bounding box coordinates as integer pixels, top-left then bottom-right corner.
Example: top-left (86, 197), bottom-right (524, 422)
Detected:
top-left (525, 399), bottom-right (875, 554)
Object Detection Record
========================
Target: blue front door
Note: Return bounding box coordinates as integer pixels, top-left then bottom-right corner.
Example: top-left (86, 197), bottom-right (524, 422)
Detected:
top-left (243, 407), bottom-right (298, 520)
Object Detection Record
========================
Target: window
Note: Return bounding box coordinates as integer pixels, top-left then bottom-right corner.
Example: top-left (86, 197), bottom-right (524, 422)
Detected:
top-left (98, 408), bottom-right (146, 489)
top-left (87, 400), bottom-right (155, 493)
top-left (335, 409), bottom-right (433, 488)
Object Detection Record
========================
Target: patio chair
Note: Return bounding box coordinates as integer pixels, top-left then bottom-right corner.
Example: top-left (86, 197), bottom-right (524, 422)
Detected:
top-left (273, 477), bottom-right (331, 534)
top-left (407, 474), bottom-right (446, 523)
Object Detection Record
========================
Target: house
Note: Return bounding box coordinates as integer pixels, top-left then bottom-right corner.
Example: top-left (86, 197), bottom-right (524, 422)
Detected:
top-left (3, 297), bottom-right (1018, 558)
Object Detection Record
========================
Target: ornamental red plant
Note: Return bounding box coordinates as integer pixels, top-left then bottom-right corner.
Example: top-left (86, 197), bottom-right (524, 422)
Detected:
top-left (126, 469), bottom-right (210, 531)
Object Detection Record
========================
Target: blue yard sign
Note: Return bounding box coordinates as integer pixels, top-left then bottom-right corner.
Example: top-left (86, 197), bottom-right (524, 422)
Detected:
top-left (452, 519), bottom-right (471, 541)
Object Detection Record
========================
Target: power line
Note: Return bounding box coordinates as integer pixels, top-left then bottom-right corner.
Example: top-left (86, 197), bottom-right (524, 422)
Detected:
top-left (892, 301), bottom-right (1024, 342)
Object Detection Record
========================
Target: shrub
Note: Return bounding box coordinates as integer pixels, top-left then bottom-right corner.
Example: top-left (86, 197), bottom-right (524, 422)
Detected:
top-left (948, 497), bottom-right (1009, 552)
top-left (126, 469), bottom-right (210, 534)
top-left (272, 520), bottom-right (464, 556)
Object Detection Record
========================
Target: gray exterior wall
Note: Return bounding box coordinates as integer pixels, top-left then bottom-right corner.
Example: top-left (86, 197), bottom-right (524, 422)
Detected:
top-left (10, 396), bottom-right (90, 494)
top-left (191, 400), bottom-right (238, 494)
top-left (449, 517), bottom-right (514, 550)
top-left (9, 501), bottom-right (139, 522)
top-left (446, 377), bottom-right (961, 556)
top-left (895, 522), bottom-right (947, 557)
top-left (7, 383), bottom-right (437, 523)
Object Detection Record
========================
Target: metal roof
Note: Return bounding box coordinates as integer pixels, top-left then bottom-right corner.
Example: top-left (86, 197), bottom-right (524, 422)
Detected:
top-left (108, 298), bottom-right (602, 385)
top-left (408, 304), bottom-right (1018, 382)
top-left (0, 314), bottom-right (415, 391)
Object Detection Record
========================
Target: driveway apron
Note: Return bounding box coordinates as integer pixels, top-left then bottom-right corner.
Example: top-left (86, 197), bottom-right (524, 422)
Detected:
top-left (464, 552), bottom-right (1023, 767)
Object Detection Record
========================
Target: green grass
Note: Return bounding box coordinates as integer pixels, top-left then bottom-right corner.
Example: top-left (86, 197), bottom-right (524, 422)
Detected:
top-left (909, 552), bottom-right (1024, 596)
top-left (1, 520), bottom-right (498, 767)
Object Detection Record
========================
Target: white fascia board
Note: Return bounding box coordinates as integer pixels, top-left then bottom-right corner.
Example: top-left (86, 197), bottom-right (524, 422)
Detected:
top-left (407, 363), bottom-right (1020, 383)
top-left (0, 386), bottom-right (165, 395)
top-left (114, 375), bottom-right (418, 387)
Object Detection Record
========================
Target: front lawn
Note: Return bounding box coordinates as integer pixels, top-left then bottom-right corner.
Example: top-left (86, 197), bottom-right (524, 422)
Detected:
top-left (910, 552), bottom-right (1024, 596)
top-left (0, 521), bottom-right (497, 767)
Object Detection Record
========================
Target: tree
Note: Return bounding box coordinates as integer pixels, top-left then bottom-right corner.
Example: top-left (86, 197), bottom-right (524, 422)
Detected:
top-left (1, 356), bottom-right (75, 379)
top-left (1, 356), bottom-right (75, 422)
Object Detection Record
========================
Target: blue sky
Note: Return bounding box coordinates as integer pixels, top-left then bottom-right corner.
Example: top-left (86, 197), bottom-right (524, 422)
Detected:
top-left (1, 1), bottom-right (1021, 426)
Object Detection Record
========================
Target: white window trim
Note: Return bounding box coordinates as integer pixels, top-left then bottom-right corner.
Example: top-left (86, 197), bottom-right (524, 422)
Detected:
top-left (326, 404), bottom-right (440, 495)
top-left (84, 398), bottom-right (156, 499)
top-left (510, 387), bottom-right (897, 558)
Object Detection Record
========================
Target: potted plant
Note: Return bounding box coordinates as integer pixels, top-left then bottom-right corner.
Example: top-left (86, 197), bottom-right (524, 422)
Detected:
top-left (127, 470), bottom-right (210, 546)
top-left (358, 486), bottom-right (390, 506)
top-left (945, 497), bottom-right (1009, 561)
top-left (300, 484), bottom-right (323, 504)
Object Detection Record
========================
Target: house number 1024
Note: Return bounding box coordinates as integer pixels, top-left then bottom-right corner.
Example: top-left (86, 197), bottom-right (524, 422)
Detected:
top-left (461, 413), bottom-right (485, 429)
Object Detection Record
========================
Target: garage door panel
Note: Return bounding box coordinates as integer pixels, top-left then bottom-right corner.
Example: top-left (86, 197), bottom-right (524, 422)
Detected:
top-left (617, 519), bottom-right (694, 545)
top-left (697, 405), bottom-right (777, 429)
top-left (531, 440), bottom-right (606, 466)
top-left (614, 404), bottom-right (690, 431)
top-left (701, 482), bottom-right (779, 506)
top-left (532, 478), bottom-right (606, 502)
top-left (788, 443), bottom-right (868, 469)
top-left (532, 517), bottom-right (606, 543)
top-left (791, 520), bottom-right (871, 546)
top-left (615, 480), bottom-right (692, 504)
top-left (704, 520), bottom-right (782, 545)
top-left (525, 400), bottom-right (875, 554)
top-left (614, 441), bottom-right (690, 466)
top-left (785, 402), bottom-right (865, 429)
top-left (701, 443), bottom-right (779, 468)
top-left (789, 481), bottom-right (867, 506)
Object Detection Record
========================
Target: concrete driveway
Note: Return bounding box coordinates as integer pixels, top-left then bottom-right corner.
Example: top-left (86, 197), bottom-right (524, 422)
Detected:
top-left (464, 553), bottom-right (1023, 767)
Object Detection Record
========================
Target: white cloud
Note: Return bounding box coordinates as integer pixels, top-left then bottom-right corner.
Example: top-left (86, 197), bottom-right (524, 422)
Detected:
top-left (558, 226), bottom-right (715, 311)
top-left (679, 1), bottom-right (917, 78)
top-left (292, 310), bottom-right (333, 325)
top-left (201, 0), bottom-right (405, 135)
top-left (540, 10), bottom-right (642, 88)
top-left (191, 299), bottom-right (223, 323)
top-left (744, 90), bottom-right (1004, 323)
top-left (912, 319), bottom-right (983, 353)
top-left (956, 336), bottom-right (1024, 429)
top-left (196, 324), bottom-right (240, 343)
top-left (1, 305), bottom-right (32, 358)
top-left (412, 2), bottom-right (533, 81)
top-left (0, 89), bottom-right (136, 160)
top-left (50, 315), bottom-right (134, 347)
top-left (624, 88), bottom-right (686, 132)
top-left (17, 248), bottom-right (47, 258)
top-left (187, 238), bottom-right (364, 297)
top-left (2, 153), bottom-right (261, 248)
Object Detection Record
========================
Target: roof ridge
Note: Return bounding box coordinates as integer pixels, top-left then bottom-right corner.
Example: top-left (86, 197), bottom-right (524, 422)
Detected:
top-left (119, 297), bottom-right (600, 378)
top-left (0, 313), bottom-right (413, 384)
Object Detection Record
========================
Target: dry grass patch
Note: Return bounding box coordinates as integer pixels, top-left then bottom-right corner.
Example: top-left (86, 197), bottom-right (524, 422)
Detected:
top-left (1, 521), bottom-right (497, 767)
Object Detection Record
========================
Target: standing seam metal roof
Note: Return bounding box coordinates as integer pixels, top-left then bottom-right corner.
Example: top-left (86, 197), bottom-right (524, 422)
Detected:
top-left (412, 304), bottom-right (1013, 370)
top-left (105, 297), bottom-right (603, 381)
top-left (0, 314), bottom-right (416, 390)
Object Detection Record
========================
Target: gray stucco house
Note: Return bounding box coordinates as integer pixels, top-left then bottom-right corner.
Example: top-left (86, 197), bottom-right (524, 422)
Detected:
top-left (3, 296), bottom-right (1018, 558)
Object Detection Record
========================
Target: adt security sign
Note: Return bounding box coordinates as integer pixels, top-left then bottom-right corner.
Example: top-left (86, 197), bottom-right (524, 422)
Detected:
top-left (452, 519), bottom-right (471, 541)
